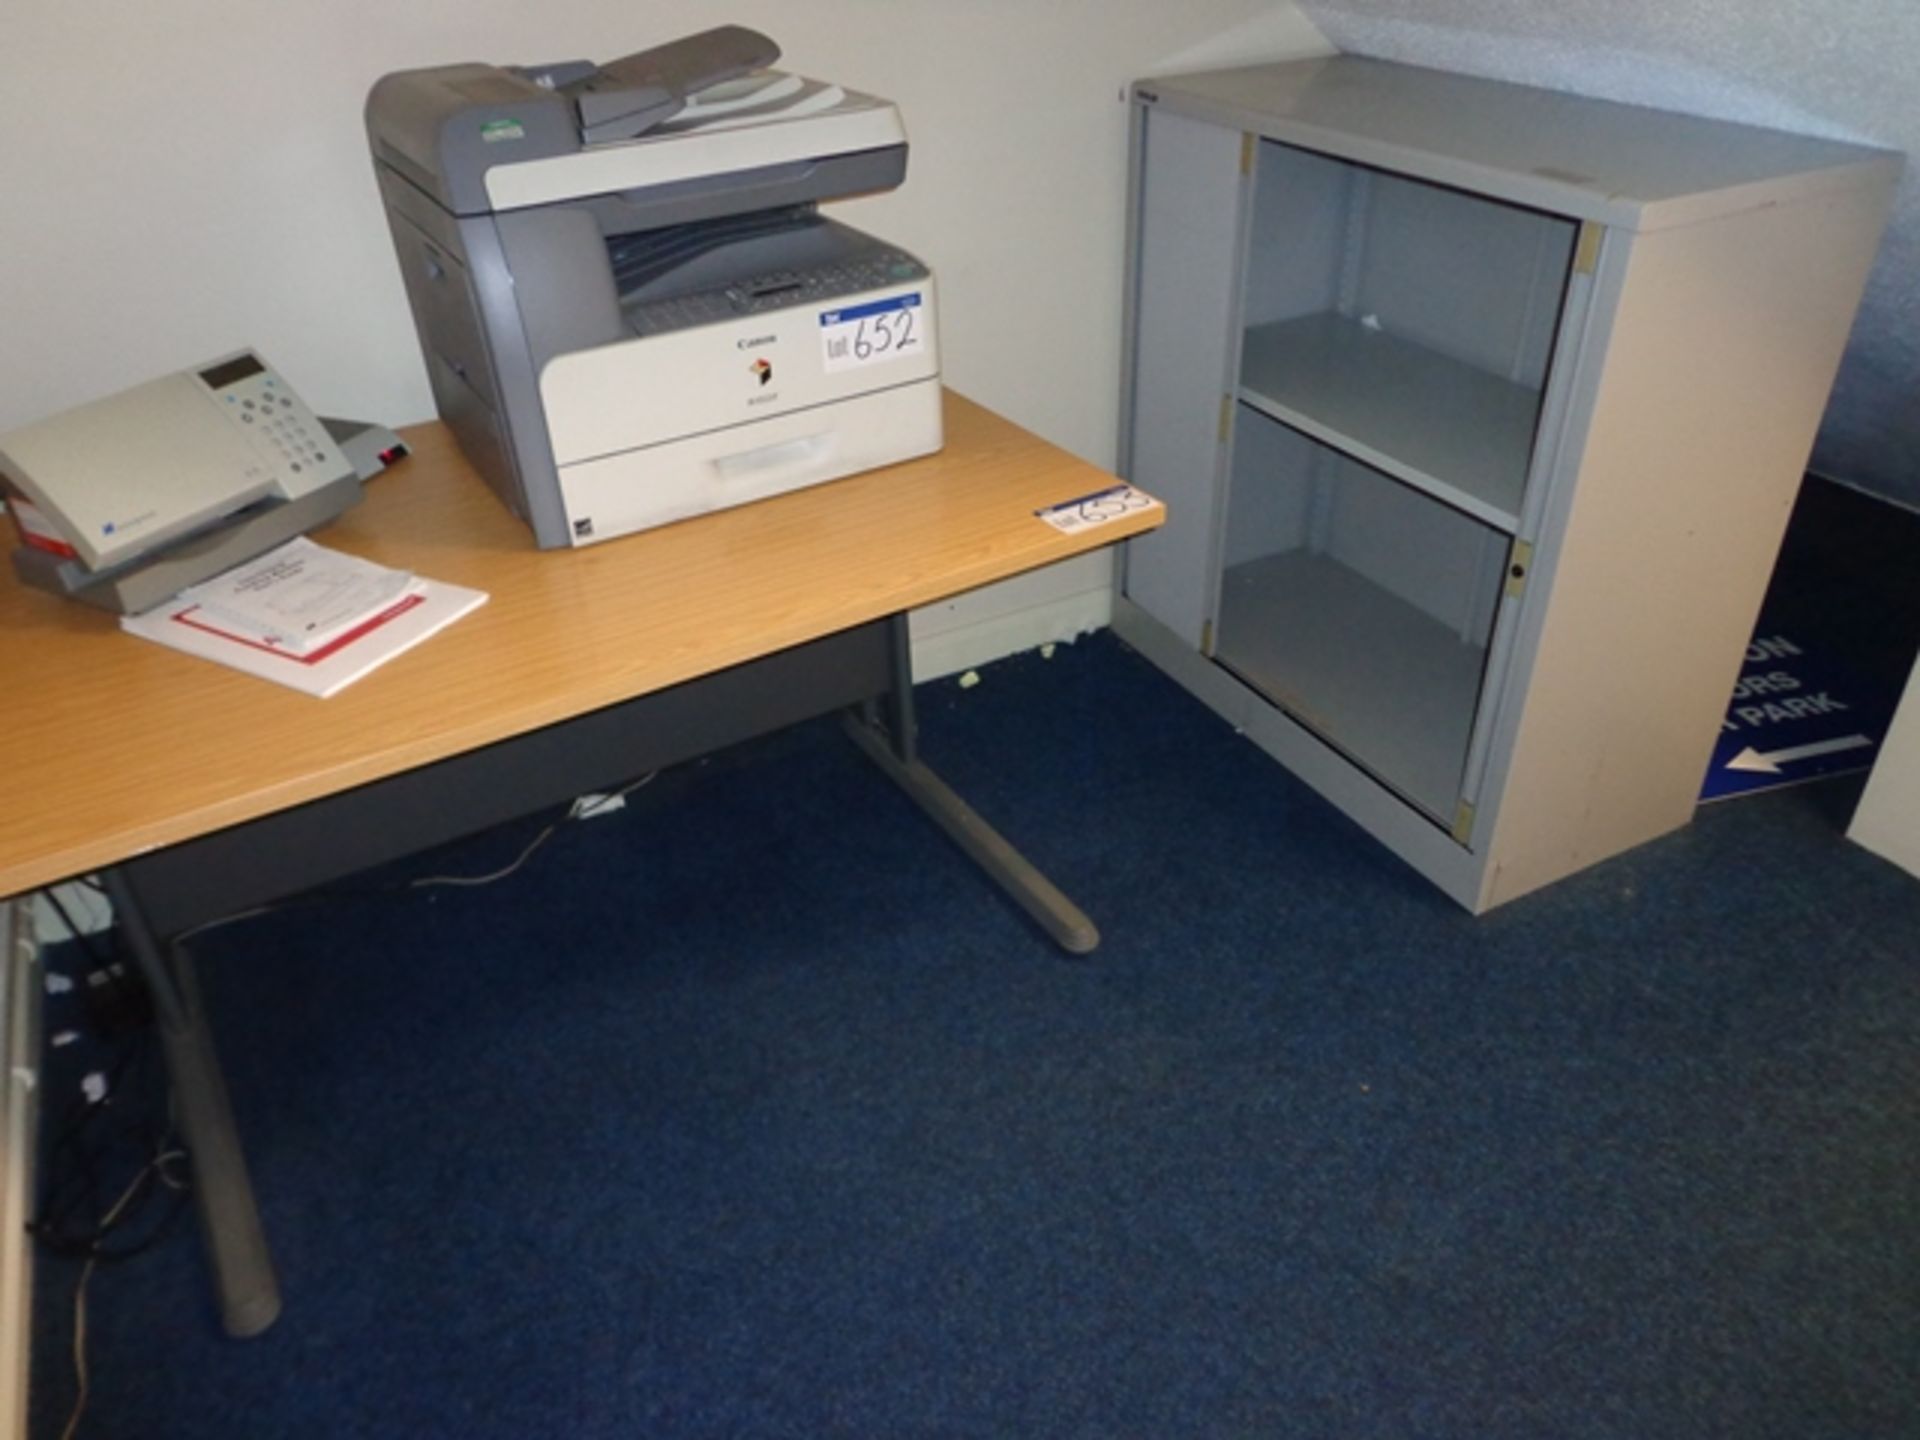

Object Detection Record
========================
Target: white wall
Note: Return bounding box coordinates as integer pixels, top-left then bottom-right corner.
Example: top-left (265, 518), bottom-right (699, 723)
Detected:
top-left (1, 1), bottom-right (1328, 675)
top-left (0, 2), bottom-right (1326, 473)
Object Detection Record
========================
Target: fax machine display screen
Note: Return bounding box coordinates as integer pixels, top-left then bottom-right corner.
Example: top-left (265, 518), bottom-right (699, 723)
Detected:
top-left (198, 354), bottom-right (266, 391)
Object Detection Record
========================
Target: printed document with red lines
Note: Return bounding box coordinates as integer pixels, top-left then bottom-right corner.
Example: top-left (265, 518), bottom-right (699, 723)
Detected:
top-left (120, 539), bottom-right (486, 697)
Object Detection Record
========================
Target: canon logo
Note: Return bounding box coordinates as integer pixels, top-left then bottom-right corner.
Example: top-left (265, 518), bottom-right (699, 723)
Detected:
top-left (736, 334), bottom-right (778, 351)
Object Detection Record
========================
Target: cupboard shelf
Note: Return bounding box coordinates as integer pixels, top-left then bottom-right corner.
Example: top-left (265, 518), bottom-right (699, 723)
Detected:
top-left (1215, 551), bottom-right (1487, 823)
top-left (1237, 313), bottom-right (1538, 531)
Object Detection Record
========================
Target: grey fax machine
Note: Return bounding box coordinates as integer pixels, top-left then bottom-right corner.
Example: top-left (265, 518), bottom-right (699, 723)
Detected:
top-left (0, 352), bottom-right (374, 614)
top-left (365, 25), bottom-right (943, 549)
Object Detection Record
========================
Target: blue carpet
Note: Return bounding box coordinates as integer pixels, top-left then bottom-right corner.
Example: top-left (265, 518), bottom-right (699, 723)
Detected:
top-left (29, 629), bottom-right (1920, 1439)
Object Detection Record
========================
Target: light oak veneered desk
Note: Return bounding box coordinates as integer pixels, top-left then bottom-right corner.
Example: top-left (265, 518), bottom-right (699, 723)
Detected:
top-left (0, 390), bottom-right (1162, 1337)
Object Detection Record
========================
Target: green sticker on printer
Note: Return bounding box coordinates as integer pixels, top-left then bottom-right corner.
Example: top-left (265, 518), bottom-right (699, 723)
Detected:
top-left (480, 119), bottom-right (526, 143)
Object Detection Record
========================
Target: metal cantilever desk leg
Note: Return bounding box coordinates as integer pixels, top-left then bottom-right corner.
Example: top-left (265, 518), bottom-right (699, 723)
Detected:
top-left (86, 617), bottom-right (1093, 1339)
top-left (98, 870), bottom-right (281, 1339)
top-left (843, 614), bottom-right (1100, 956)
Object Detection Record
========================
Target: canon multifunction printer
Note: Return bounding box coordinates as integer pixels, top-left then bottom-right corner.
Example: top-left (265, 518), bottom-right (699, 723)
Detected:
top-left (365, 26), bottom-right (942, 548)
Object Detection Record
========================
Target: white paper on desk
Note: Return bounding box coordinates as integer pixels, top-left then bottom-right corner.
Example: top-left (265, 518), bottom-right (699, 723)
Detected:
top-left (174, 536), bottom-right (416, 655)
top-left (121, 579), bottom-right (488, 698)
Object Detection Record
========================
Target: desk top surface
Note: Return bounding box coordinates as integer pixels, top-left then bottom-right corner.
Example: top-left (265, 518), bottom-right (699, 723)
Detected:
top-left (1, 392), bottom-right (1158, 898)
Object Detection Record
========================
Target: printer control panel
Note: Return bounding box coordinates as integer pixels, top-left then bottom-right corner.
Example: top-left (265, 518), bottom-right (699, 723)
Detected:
top-left (627, 250), bottom-right (928, 337)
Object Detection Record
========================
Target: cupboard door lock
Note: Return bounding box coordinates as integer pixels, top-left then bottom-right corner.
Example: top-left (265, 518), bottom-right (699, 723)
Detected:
top-left (1504, 539), bottom-right (1535, 599)
top-left (1451, 800), bottom-right (1476, 845)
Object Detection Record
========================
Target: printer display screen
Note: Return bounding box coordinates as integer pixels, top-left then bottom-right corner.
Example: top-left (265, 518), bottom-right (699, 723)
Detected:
top-left (198, 354), bottom-right (266, 391)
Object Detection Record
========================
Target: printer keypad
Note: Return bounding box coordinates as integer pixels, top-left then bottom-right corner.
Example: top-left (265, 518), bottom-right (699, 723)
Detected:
top-left (219, 368), bottom-right (344, 483)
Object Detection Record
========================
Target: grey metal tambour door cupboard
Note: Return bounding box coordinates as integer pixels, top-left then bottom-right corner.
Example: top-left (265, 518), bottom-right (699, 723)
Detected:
top-left (1113, 56), bottom-right (1900, 912)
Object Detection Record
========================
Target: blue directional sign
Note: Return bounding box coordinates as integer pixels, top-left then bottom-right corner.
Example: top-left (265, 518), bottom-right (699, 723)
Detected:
top-left (1702, 631), bottom-right (1898, 800)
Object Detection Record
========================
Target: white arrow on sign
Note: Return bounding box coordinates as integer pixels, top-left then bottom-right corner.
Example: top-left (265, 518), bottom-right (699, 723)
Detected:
top-left (1725, 734), bottom-right (1874, 774)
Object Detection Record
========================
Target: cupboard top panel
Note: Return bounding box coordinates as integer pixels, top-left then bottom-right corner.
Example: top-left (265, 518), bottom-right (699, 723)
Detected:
top-left (1136, 56), bottom-right (1902, 232)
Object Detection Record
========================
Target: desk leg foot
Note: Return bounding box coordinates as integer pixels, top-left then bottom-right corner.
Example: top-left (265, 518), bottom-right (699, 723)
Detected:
top-left (843, 711), bottom-right (1101, 955)
top-left (101, 873), bottom-right (283, 1338)
top-left (161, 955), bottom-right (283, 1338)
